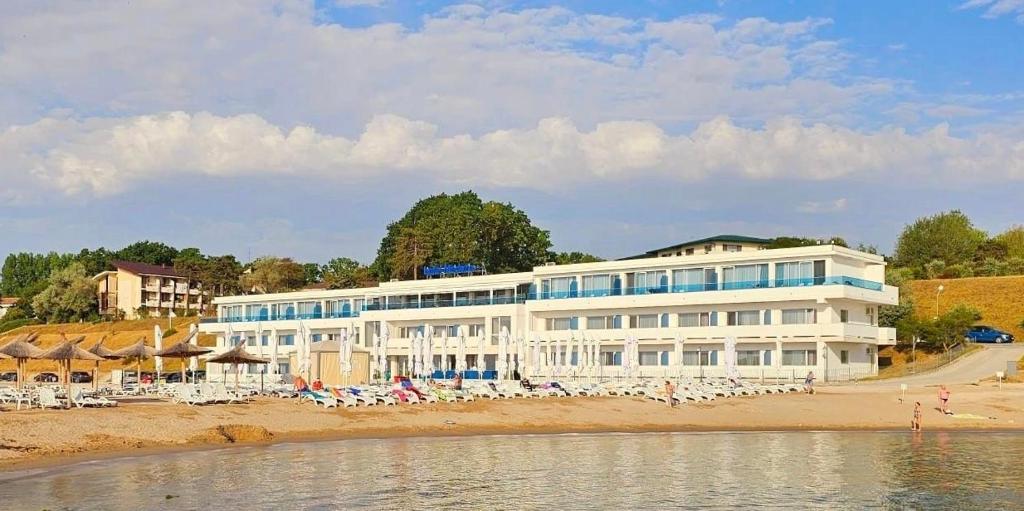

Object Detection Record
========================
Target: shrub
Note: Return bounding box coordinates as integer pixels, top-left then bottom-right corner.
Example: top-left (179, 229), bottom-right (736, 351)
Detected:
top-left (0, 318), bottom-right (41, 334)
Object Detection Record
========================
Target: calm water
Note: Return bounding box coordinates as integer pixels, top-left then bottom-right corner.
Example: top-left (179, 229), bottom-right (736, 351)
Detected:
top-left (1, 431), bottom-right (1022, 510)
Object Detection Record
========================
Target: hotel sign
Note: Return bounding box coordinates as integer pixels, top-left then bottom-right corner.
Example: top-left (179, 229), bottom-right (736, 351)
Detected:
top-left (423, 264), bottom-right (482, 277)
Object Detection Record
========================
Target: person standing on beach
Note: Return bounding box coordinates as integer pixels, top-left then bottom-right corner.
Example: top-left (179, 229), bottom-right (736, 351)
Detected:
top-left (938, 385), bottom-right (951, 414)
top-left (804, 371), bottom-right (815, 394)
top-left (911, 402), bottom-right (922, 431)
top-left (664, 380), bottom-right (676, 408)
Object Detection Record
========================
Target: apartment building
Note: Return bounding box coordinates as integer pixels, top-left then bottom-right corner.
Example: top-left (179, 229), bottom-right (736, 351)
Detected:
top-left (95, 261), bottom-right (207, 319)
top-left (199, 240), bottom-right (898, 382)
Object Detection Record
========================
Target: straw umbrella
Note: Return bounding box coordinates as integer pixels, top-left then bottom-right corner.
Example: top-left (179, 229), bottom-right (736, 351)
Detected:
top-left (39, 336), bottom-right (102, 408)
top-left (87, 337), bottom-right (121, 391)
top-left (155, 331), bottom-right (212, 384)
top-left (207, 343), bottom-right (269, 391)
top-left (0, 332), bottom-right (44, 389)
top-left (114, 338), bottom-right (156, 387)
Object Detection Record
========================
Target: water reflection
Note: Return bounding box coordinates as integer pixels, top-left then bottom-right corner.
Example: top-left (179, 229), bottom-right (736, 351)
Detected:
top-left (1, 432), bottom-right (1022, 510)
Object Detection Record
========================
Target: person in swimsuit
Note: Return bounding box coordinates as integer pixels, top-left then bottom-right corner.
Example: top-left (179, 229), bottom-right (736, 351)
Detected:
top-left (664, 380), bottom-right (677, 408)
top-left (911, 402), bottom-right (922, 431)
top-left (938, 385), bottom-right (951, 414)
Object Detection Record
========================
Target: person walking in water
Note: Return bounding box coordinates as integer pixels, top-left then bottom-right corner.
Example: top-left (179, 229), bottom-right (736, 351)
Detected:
top-left (911, 402), bottom-right (922, 431)
top-left (938, 385), bottom-right (951, 414)
top-left (664, 380), bottom-right (677, 408)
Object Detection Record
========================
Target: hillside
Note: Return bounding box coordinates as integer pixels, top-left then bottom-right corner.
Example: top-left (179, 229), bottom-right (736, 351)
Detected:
top-left (907, 276), bottom-right (1024, 341)
top-left (0, 318), bottom-right (216, 375)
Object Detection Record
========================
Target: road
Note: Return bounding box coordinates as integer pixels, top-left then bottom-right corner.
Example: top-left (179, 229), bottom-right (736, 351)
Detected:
top-left (864, 343), bottom-right (1024, 387)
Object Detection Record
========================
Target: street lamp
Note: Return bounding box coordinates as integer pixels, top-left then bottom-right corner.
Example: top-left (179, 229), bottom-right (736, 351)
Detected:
top-left (935, 284), bottom-right (944, 319)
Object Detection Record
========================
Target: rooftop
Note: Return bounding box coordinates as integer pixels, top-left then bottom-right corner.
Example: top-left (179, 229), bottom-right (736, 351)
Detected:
top-left (107, 260), bottom-right (188, 278)
top-left (621, 234), bottom-right (773, 260)
top-left (0, 297), bottom-right (18, 306)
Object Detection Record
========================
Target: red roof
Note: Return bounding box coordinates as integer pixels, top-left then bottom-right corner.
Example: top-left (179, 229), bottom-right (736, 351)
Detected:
top-left (0, 297), bottom-right (18, 306)
top-left (110, 260), bottom-right (186, 278)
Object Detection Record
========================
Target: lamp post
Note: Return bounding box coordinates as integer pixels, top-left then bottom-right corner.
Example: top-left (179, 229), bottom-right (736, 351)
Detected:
top-left (935, 284), bottom-right (945, 319)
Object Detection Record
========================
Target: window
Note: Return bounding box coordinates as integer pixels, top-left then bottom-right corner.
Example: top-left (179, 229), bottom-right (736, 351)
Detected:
top-left (222, 305), bottom-right (243, 320)
top-left (678, 312), bottom-right (711, 328)
top-left (601, 351), bottom-right (622, 366)
top-left (682, 351), bottom-right (700, 366)
top-left (737, 350), bottom-right (761, 366)
top-left (685, 248), bottom-right (694, 255)
top-left (840, 309), bottom-right (849, 323)
top-left (246, 335), bottom-right (256, 347)
top-left (763, 350), bottom-right (772, 366)
top-left (277, 362), bottom-right (290, 375)
top-left (261, 335), bottom-right (269, 347)
top-left (639, 351), bottom-right (660, 366)
top-left (544, 277), bottom-right (578, 298)
top-left (763, 310), bottom-right (772, 325)
top-left (727, 310), bottom-right (761, 326)
top-left (297, 301), bottom-right (318, 318)
top-left (491, 316), bottom-right (511, 343)
top-left (782, 309), bottom-right (817, 325)
top-left (672, 268), bottom-right (709, 292)
top-left (247, 363), bottom-right (263, 373)
top-left (547, 317), bottom-right (573, 331)
top-left (724, 244), bottom-right (742, 252)
top-left (660, 314), bottom-right (669, 327)
top-left (682, 350), bottom-right (718, 366)
top-left (632, 270), bottom-right (668, 293)
top-left (587, 316), bottom-right (614, 329)
top-left (782, 349), bottom-right (817, 366)
top-left (722, 264), bottom-right (768, 289)
top-left (660, 352), bottom-right (669, 365)
top-left (840, 350), bottom-right (849, 364)
top-left (279, 334), bottom-right (295, 346)
top-left (630, 314), bottom-right (660, 328)
top-left (613, 315), bottom-right (622, 329)
top-left (866, 307), bottom-right (875, 326)
top-left (581, 274), bottom-right (612, 296)
top-left (468, 324), bottom-right (486, 337)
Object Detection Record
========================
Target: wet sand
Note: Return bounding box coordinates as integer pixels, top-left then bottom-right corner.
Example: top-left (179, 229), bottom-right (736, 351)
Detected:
top-left (1, 383), bottom-right (1022, 470)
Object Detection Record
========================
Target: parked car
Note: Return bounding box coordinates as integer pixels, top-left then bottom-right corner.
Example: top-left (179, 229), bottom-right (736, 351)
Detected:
top-left (0, 371), bottom-right (18, 382)
top-left (70, 371), bottom-right (93, 383)
top-left (164, 370), bottom-right (206, 383)
top-left (965, 325), bottom-right (1015, 343)
top-left (33, 372), bottom-right (59, 383)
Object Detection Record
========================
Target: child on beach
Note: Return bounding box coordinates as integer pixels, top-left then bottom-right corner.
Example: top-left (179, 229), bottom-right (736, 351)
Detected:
top-left (911, 402), bottom-right (922, 431)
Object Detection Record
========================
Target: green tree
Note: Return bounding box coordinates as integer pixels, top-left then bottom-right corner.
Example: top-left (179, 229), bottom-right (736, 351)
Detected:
top-left (302, 263), bottom-right (323, 284)
top-left (550, 251), bottom-right (605, 265)
top-left (115, 240), bottom-right (179, 265)
top-left (172, 248), bottom-right (206, 315)
top-left (995, 225), bottom-right (1024, 260)
top-left (322, 258), bottom-right (375, 289)
top-left (893, 210), bottom-right (987, 270)
top-left (767, 236), bottom-right (848, 249)
top-left (933, 304), bottom-right (981, 352)
top-left (1, 252), bottom-right (75, 296)
top-left (202, 255), bottom-right (243, 297)
top-left (240, 257), bottom-right (305, 294)
top-left (75, 247), bottom-right (114, 276)
top-left (31, 262), bottom-right (98, 323)
top-left (372, 191), bottom-right (551, 280)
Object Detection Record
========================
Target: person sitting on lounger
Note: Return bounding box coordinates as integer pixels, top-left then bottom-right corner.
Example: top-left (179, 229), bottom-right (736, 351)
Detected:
top-left (293, 375), bottom-right (309, 392)
top-left (520, 378), bottom-right (534, 391)
top-left (312, 378), bottom-right (324, 391)
top-left (453, 373), bottom-right (463, 390)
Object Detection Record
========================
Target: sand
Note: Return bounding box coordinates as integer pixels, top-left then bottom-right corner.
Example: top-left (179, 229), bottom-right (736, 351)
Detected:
top-left (1, 383), bottom-right (1022, 470)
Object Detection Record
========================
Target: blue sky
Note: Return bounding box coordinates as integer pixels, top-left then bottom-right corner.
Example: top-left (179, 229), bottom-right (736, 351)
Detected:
top-left (1, 0), bottom-right (1022, 264)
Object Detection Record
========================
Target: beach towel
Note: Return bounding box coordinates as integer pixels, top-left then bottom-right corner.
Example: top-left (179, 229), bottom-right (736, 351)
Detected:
top-left (949, 413), bottom-right (996, 420)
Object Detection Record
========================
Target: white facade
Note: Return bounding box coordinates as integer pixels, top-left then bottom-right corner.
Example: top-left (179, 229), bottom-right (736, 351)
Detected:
top-left (199, 244), bottom-right (897, 382)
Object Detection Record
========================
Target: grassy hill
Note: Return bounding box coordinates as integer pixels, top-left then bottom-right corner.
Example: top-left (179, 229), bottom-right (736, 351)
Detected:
top-left (907, 275), bottom-right (1024, 341)
top-left (0, 317), bottom-right (216, 376)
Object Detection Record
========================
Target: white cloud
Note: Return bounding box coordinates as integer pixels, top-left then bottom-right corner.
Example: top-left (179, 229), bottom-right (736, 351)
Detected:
top-left (3, 111), bottom-right (1022, 199)
top-left (335, 0), bottom-right (385, 7)
top-left (960, 0), bottom-right (1024, 22)
top-left (797, 198), bottom-right (848, 213)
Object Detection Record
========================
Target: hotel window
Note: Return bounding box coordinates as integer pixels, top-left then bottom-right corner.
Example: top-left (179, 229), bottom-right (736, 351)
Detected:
top-left (277, 362), bottom-right (290, 375)
top-left (246, 335), bottom-right (256, 347)
top-left (587, 316), bottom-right (614, 329)
top-left (261, 334), bottom-right (269, 347)
top-left (678, 312), bottom-right (711, 328)
top-left (490, 316), bottom-right (511, 344)
top-left (630, 314), bottom-right (660, 329)
top-left (722, 264), bottom-right (768, 289)
top-left (279, 334), bottom-right (295, 346)
top-left (776, 260), bottom-right (825, 286)
top-left (724, 244), bottom-right (742, 252)
top-left (245, 304), bottom-right (267, 320)
top-left (681, 350), bottom-right (718, 366)
top-left (782, 349), bottom-right (817, 366)
top-left (660, 314), bottom-right (669, 327)
top-left (866, 307), bottom-right (875, 326)
top-left (613, 315), bottom-right (623, 328)
top-left (726, 310), bottom-right (761, 326)
top-left (311, 333), bottom-right (323, 343)
top-left (685, 248), bottom-right (694, 255)
top-left (543, 277), bottom-right (578, 299)
top-left (547, 318), bottom-right (572, 331)
top-left (840, 309), bottom-right (849, 323)
top-left (468, 324), bottom-right (486, 337)
top-left (763, 310), bottom-right (772, 325)
top-left (296, 301), bottom-right (318, 318)
top-left (841, 350), bottom-right (849, 364)
top-left (672, 268), bottom-right (711, 292)
top-left (601, 352), bottom-right (622, 366)
top-left (581, 274), bottom-right (612, 297)
top-left (222, 305), bottom-right (242, 320)
top-left (639, 351), bottom-right (660, 366)
top-left (763, 350), bottom-right (772, 366)
top-left (782, 309), bottom-right (817, 325)
top-left (632, 271), bottom-right (668, 293)
top-left (737, 350), bottom-right (761, 366)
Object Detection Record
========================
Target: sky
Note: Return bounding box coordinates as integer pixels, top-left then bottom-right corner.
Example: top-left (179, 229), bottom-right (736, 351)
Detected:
top-left (1, 0), bottom-right (1022, 264)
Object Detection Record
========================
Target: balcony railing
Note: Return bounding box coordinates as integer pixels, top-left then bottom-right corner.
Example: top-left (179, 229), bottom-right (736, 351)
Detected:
top-left (205, 275), bottom-right (883, 323)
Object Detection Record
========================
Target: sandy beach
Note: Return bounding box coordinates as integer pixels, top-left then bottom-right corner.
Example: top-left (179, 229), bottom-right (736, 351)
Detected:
top-left (2, 382), bottom-right (1022, 470)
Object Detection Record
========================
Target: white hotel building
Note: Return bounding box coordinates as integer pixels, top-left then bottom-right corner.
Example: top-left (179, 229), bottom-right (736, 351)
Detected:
top-left (199, 236), bottom-right (898, 382)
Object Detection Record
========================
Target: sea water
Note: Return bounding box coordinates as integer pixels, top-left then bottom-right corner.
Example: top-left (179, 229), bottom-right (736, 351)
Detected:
top-left (0, 431), bottom-right (1022, 510)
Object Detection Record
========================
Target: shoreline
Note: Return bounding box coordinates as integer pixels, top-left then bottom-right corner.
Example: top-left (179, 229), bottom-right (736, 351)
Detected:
top-left (2, 383), bottom-right (1022, 472)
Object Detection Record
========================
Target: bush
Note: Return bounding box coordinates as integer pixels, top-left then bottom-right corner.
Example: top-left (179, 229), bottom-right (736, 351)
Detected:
top-left (164, 327), bottom-right (178, 337)
top-left (0, 318), bottom-right (41, 334)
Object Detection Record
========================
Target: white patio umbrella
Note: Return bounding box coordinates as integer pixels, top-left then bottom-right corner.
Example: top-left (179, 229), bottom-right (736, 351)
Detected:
top-left (424, 325), bottom-right (435, 378)
top-left (414, 330), bottom-right (424, 378)
top-left (516, 336), bottom-right (526, 377)
top-left (299, 320), bottom-right (312, 380)
top-left (531, 334), bottom-right (541, 377)
top-left (576, 333), bottom-right (585, 376)
top-left (623, 336), bottom-right (634, 380)
top-left (154, 325), bottom-right (164, 379)
top-left (441, 328), bottom-right (449, 373)
top-left (188, 323), bottom-right (199, 379)
top-left (456, 326), bottom-right (467, 373)
top-left (269, 327), bottom-right (279, 376)
top-left (339, 328), bottom-right (352, 380)
top-left (496, 326), bottom-right (509, 380)
top-left (379, 323), bottom-right (390, 379)
top-left (724, 335), bottom-right (739, 381)
top-left (476, 330), bottom-right (486, 373)
top-left (674, 334), bottom-right (684, 377)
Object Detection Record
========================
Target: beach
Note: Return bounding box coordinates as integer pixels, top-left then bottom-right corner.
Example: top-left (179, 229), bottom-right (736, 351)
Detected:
top-left (2, 382), bottom-right (1022, 470)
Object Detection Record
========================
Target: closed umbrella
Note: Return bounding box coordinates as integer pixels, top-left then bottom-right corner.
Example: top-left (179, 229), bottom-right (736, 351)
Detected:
top-left (207, 343), bottom-right (269, 391)
top-left (269, 327), bottom-right (279, 376)
top-left (297, 320), bottom-right (312, 381)
top-left (516, 336), bottom-right (525, 377)
top-left (622, 336), bottom-right (632, 380)
top-left (113, 338), bottom-right (155, 388)
top-left (155, 330), bottom-right (213, 384)
top-left (531, 334), bottom-right (541, 378)
top-left (154, 325), bottom-right (164, 380)
top-left (724, 336), bottom-right (739, 382)
top-left (379, 324), bottom-right (390, 380)
top-left (577, 333), bottom-right (585, 376)
top-left (414, 331), bottom-right (424, 378)
top-left (674, 334), bottom-right (684, 378)
top-left (87, 336), bottom-right (121, 391)
top-left (0, 333), bottom-right (43, 389)
top-left (476, 329), bottom-right (486, 373)
top-left (188, 323), bottom-right (200, 379)
top-left (424, 325), bottom-right (435, 378)
top-left (340, 329), bottom-right (352, 380)
top-left (39, 336), bottom-right (102, 408)
top-left (456, 326), bottom-right (467, 373)
top-left (545, 338), bottom-right (553, 379)
top-left (496, 326), bottom-right (508, 380)
top-left (441, 329), bottom-right (449, 374)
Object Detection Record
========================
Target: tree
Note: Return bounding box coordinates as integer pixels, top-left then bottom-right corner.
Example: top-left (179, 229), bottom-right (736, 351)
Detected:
top-left (115, 240), bottom-right (179, 265)
top-left (933, 304), bottom-right (981, 352)
top-left (893, 210), bottom-right (987, 270)
top-left (172, 248), bottom-right (206, 315)
top-left (239, 257), bottom-right (305, 294)
top-left (31, 262), bottom-right (98, 323)
top-left (372, 191), bottom-right (552, 280)
top-left (995, 225), bottom-right (1024, 260)
top-left (75, 247), bottom-right (114, 276)
top-left (767, 236), bottom-right (848, 249)
top-left (202, 255), bottom-right (243, 297)
top-left (550, 251), bottom-right (605, 265)
top-left (322, 257), bottom-right (376, 289)
top-left (1, 252), bottom-right (75, 296)
top-left (302, 263), bottom-right (323, 284)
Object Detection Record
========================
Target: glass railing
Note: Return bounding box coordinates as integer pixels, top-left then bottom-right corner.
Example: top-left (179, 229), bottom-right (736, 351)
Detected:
top-left (209, 274), bottom-right (883, 323)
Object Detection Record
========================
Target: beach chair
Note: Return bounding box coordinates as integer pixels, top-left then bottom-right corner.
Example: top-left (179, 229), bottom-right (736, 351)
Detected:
top-left (213, 384), bottom-right (246, 404)
top-left (328, 388), bottom-right (358, 407)
top-left (299, 390), bottom-right (338, 408)
top-left (71, 389), bottom-right (118, 408)
top-left (174, 385), bottom-right (213, 406)
top-left (0, 387), bottom-right (32, 410)
top-left (346, 387), bottom-right (379, 406)
top-left (37, 388), bottom-right (64, 409)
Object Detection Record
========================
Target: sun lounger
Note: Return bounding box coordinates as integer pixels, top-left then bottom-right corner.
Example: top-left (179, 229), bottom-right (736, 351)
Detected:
top-left (174, 385), bottom-right (213, 406)
top-left (0, 387), bottom-right (32, 410)
top-left (213, 384), bottom-right (247, 404)
top-left (71, 389), bottom-right (118, 408)
top-left (328, 388), bottom-right (358, 408)
top-left (36, 388), bottom-right (64, 409)
top-left (299, 390), bottom-right (338, 408)
top-left (346, 387), bottom-right (380, 406)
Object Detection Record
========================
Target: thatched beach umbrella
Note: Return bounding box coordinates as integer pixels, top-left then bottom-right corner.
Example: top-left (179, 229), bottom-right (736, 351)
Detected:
top-left (0, 332), bottom-right (44, 389)
top-left (206, 343), bottom-right (268, 391)
top-left (155, 331), bottom-right (212, 384)
top-left (39, 336), bottom-right (103, 408)
top-left (88, 337), bottom-right (122, 391)
top-left (113, 338), bottom-right (156, 387)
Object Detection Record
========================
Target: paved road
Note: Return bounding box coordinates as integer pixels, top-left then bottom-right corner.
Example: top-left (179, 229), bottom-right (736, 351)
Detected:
top-left (864, 343), bottom-right (1024, 387)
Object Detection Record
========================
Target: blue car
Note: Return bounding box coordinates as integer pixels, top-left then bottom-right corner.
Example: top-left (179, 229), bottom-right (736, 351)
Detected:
top-left (965, 325), bottom-right (1015, 343)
